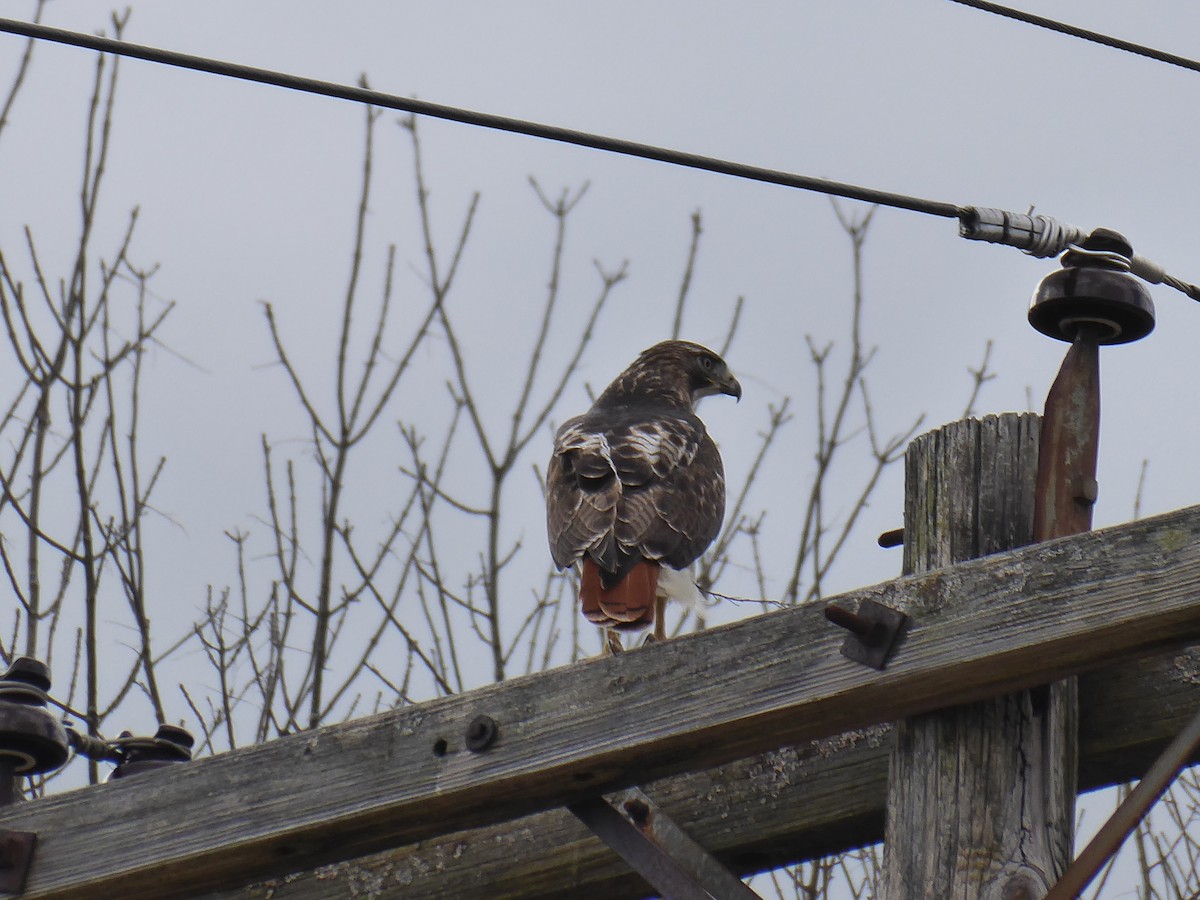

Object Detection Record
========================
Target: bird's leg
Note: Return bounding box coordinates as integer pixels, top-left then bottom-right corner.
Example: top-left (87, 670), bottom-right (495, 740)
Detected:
top-left (605, 629), bottom-right (624, 655)
top-left (640, 595), bottom-right (669, 647)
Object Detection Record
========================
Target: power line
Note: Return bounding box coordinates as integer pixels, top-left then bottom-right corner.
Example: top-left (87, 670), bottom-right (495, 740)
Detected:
top-left (1, 16), bottom-right (1197, 302)
top-left (0, 17), bottom-right (961, 219)
top-left (946, 0), bottom-right (1200, 75)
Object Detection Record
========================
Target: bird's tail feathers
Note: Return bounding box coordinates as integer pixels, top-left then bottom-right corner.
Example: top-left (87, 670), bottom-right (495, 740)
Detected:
top-left (581, 557), bottom-right (659, 630)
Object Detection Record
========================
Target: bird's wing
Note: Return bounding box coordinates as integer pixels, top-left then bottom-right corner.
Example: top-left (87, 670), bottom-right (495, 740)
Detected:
top-left (547, 411), bottom-right (725, 579)
top-left (546, 416), bottom-right (620, 571)
top-left (614, 420), bottom-right (726, 569)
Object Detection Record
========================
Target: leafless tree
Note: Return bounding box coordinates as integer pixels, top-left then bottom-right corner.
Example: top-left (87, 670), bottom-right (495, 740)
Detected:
top-left (5, 9), bottom-right (1198, 899)
top-left (0, 10), bottom-right (173, 785)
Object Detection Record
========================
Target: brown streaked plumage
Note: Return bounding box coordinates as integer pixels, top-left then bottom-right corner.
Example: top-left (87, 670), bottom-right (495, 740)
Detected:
top-left (546, 340), bottom-right (741, 645)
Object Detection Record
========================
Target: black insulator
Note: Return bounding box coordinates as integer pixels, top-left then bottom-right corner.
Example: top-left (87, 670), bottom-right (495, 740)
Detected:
top-left (0, 658), bottom-right (68, 775)
top-left (1029, 228), bottom-right (1155, 345)
top-left (0, 658), bottom-right (51, 695)
top-left (108, 724), bottom-right (195, 779)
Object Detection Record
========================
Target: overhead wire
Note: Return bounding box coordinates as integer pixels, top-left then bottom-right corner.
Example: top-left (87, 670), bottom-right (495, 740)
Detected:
top-left (0, 17), bottom-right (961, 219)
top-left (946, 0), bottom-right (1200, 75)
top-left (0, 15), bottom-right (1197, 301)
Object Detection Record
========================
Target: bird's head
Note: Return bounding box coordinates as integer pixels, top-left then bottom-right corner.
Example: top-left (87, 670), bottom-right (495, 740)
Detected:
top-left (683, 343), bottom-right (741, 405)
top-left (618, 340), bottom-right (741, 409)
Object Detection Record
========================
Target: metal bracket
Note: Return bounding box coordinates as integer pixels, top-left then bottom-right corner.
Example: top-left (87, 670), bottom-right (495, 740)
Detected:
top-left (568, 787), bottom-right (759, 899)
top-left (1046, 701), bottom-right (1200, 898)
top-left (1033, 334), bottom-right (1101, 541)
top-left (824, 598), bottom-right (908, 670)
top-left (0, 829), bottom-right (35, 895)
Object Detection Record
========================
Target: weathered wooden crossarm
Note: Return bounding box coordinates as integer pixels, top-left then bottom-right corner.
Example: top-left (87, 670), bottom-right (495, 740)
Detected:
top-left (227, 648), bottom-right (1200, 899)
top-left (7, 503), bottom-right (1200, 898)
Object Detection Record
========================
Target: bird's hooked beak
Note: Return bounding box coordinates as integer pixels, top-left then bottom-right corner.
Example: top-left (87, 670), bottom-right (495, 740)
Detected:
top-left (719, 370), bottom-right (742, 402)
top-left (690, 354), bottom-right (743, 405)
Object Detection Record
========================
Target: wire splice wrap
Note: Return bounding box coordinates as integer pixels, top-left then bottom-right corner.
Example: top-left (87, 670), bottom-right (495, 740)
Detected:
top-left (960, 207), bottom-right (1200, 302)
top-left (959, 207), bottom-right (1085, 258)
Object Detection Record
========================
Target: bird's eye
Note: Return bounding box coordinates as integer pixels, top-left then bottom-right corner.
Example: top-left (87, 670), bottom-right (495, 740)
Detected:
top-left (699, 356), bottom-right (716, 372)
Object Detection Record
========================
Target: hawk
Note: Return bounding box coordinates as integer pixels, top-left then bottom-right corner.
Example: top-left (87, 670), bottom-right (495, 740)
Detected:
top-left (546, 340), bottom-right (741, 648)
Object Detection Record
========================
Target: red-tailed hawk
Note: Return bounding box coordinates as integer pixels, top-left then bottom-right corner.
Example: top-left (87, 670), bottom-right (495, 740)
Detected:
top-left (546, 340), bottom-right (741, 648)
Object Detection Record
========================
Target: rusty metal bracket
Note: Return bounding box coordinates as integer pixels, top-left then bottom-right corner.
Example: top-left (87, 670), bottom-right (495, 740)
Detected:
top-left (1033, 333), bottom-right (1101, 541)
top-left (0, 829), bottom-right (35, 895)
top-left (1046, 701), bottom-right (1200, 899)
top-left (1030, 229), bottom-right (1161, 897)
top-left (824, 598), bottom-right (908, 670)
top-left (568, 787), bottom-right (759, 899)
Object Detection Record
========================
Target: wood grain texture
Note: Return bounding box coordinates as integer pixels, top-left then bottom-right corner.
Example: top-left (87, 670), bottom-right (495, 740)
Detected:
top-left (883, 415), bottom-right (1075, 899)
top-left (220, 648), bottom-right (1200, 899)
top-left (9, 493), bottom-right (1200, 897)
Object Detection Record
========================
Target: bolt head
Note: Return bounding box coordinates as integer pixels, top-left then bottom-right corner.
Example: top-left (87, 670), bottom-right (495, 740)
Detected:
top-left (464, 715), bottom-right (498, 752)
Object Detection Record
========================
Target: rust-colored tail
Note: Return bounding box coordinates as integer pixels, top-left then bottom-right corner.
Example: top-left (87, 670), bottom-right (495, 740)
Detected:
top-left (580, 558), bottom-right (659, 630)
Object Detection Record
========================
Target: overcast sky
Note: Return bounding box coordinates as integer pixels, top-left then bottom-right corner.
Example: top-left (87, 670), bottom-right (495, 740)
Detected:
top-left (2, 1), bottom-right (1199, 892)
top-left (5, 0), bottom-right (1193, 582)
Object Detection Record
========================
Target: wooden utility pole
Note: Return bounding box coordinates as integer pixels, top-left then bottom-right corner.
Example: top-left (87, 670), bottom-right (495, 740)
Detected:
top-left (882, 414), bottom-right (1077, 898)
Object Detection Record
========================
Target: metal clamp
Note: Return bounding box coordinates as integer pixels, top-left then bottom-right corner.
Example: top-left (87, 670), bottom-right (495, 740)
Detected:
top-left (824, 598), bottom-right (908, 670)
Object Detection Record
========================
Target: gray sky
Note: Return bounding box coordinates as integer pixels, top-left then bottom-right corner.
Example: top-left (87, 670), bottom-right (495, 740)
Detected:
top-left (2, 0), bottom-right (1198, 891)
